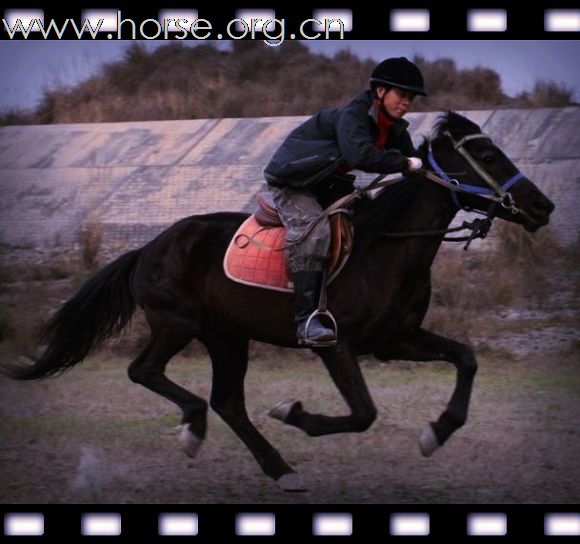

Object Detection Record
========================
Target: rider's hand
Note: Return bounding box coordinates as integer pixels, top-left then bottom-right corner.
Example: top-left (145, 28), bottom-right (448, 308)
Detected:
top-left (403, 157), bottom-right (423, 174)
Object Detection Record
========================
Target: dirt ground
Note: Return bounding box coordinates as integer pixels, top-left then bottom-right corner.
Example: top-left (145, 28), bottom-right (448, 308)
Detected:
top-left (1, 327), bottom-right (579, 505)
top-left (0, 246), bottom-right (579, 505)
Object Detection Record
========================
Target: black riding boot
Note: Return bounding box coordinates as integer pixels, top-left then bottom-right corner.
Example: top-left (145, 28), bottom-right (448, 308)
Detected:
top-left (292, 271), bottom-right (336, 346)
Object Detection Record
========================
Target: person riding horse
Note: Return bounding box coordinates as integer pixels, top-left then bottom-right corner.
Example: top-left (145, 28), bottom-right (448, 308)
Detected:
top-left (264, 57), bottom-right (427, 347)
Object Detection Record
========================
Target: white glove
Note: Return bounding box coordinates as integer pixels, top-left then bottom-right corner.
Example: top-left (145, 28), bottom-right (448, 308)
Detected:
top-left (404, 157), bottom-right (423, 172)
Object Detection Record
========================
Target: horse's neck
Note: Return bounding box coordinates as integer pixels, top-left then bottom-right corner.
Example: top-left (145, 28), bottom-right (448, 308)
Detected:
top-left (399, 176), bottom-right (456, 246)
top-left (371, 177), bottom-right (458, 272)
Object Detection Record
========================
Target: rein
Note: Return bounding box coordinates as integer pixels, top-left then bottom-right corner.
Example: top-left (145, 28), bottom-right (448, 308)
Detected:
top-left (364, 171), bottom-right (494, 250)
top-left (285, 169), bottom-right (494, 251)
top-left (379, 215), bottom-right (493, 250)
top-left (371, 131), bottom-right (529, 249)
top-left (280, 132), bottom-right (529, 251)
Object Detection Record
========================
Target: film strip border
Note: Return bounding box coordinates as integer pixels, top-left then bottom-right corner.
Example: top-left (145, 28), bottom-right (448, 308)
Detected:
top-left (2, 3), bottom-right (579, 39)
top-left (2, 506), bottom-right (579, 541)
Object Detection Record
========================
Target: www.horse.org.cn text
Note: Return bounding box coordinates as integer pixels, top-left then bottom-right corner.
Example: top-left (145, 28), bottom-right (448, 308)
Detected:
top-left (2, 13), bottom-right (347, 45)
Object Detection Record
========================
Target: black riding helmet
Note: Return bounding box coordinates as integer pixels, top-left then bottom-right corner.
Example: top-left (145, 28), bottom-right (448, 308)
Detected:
top-left (369, 57), bottom-right (427, 96)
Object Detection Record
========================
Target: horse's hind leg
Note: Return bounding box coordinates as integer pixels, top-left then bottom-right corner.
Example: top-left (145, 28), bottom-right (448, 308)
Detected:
top-left (373, 327), bottom-right (478, 456)
top-left (127, 310), bottom-right (208, 458)
top-left (203, 332), bottom-right (305, 492)
top-left (269, 340), bottom-right (378, 436)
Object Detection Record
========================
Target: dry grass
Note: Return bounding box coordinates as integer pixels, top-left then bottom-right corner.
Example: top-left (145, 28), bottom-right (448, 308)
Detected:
top-left (79, 219), bottom-right (103, 272)
top-left (494, 220), bottom-right (560, 274)
top-left (425, 222), bottom-right (566, 341)
top-left (2, 44), bottom-right (574, 126)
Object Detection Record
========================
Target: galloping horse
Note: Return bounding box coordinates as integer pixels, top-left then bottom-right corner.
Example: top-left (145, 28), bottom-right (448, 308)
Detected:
top-left (5, 112), bottom-right (554, 491)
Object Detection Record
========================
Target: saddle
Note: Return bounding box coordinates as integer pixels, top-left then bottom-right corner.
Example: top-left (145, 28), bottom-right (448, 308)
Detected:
top-left (224, 192), bottom-right (354, 292)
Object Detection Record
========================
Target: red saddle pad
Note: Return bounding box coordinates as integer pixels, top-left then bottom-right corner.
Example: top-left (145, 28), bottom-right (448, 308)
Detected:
top-left (224, 216), bottom-right (294, 292)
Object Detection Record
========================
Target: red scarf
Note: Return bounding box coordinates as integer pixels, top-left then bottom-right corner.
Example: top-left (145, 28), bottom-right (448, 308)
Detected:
top-left (375, 100), bottom-right (394, 149)
top-left (335, 99), bottom-right (393, 175)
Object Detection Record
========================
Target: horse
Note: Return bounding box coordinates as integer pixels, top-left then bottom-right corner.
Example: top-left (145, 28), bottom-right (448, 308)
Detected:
top-left (4, 112), bottom-right (554, 492)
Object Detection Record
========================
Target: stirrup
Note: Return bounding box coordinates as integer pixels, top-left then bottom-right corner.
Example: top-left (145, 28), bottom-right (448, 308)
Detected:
top-left (298, 309), bottom-right (338, 347)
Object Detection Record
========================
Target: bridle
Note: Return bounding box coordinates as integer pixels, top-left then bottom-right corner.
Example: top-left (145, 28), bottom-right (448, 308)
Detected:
top-left (427, 132), bottom-right (526, 216)
top-left (353, 130), bottom-right (530, 249)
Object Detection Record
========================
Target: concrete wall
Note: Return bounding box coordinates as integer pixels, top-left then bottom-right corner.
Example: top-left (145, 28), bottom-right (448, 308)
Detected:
top-left (1, 107), bottom-right (578, 258)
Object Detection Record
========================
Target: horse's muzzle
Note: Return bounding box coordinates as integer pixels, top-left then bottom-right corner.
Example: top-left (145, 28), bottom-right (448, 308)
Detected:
top-left (523, 196), bottom-right (555, 232)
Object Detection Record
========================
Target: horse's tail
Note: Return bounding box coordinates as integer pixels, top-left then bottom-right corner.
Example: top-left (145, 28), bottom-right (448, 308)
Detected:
top-left (4, 249), bottom-right (143, 381)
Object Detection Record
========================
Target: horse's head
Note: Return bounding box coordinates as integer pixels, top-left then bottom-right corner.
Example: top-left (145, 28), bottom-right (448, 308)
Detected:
top-left (427, 111), bottom-right (555, 232)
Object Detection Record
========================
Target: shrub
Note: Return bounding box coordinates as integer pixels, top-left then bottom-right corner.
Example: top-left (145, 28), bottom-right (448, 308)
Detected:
top-left (2, 44), bottom-right (575, 125)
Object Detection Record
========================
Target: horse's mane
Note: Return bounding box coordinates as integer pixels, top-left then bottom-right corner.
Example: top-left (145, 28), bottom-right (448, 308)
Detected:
top-left (351, 111), bottom-right (481, 258)
top-left (433, 110), bottom-right (482, 140)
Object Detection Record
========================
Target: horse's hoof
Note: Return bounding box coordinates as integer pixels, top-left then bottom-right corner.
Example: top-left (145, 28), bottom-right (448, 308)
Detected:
top-left (277, 472), bottom-right (308, 492)
top-left (268, 400), bottom-right (299, 422)
top-left (180, 424), bottom-right (203, 458)
top-left (419, 424), bottom-right (440, 457)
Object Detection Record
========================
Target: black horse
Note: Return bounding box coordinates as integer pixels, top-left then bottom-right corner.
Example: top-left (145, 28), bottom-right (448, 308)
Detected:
top-left (5, 112), bottom-right (554, 491)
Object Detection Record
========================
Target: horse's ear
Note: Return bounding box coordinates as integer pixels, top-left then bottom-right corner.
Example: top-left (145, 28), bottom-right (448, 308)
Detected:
top-left (446, 110), bottom-right (461, 124)
top-left (437, 111), bottom-right (482, 140)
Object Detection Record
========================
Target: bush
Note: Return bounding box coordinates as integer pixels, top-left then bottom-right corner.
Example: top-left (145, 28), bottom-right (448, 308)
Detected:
top-left (2, 44), bottom-right (575, 125)
top-left (425, 221), bottom-right (563, 342)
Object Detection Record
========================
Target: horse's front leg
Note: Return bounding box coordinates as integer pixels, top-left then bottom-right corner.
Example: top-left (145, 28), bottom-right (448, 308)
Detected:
top-left (373, 327), bottom-right (478, 456)
top-left (269, 340), bottom-right (377, 436)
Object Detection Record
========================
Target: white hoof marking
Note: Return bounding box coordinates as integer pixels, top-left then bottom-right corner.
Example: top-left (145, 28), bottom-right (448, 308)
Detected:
top-left (277, 473), bottom-right (307, 492)
top-left (180, 424), bottom-right (203, 458)
top-left (268, 400), bottom-right (297, 422)
top-left (419, 425), bottom-right (439, 457)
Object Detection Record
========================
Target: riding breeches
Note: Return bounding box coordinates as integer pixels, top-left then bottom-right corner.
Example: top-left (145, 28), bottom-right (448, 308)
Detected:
top-left (268, 185), bottom-right (331, 273)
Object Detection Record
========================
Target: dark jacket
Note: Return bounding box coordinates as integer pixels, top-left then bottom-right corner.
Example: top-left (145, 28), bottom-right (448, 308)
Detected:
top-left (264, 90), bottom-right (417, 189)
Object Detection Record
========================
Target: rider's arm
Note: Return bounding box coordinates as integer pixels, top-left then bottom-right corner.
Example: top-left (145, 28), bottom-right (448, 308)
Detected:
top-left (336, 102), bottom-right (407, 175)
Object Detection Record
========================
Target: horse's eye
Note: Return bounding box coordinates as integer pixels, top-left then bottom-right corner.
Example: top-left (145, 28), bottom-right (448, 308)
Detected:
top-left (481, 154), bottom-right (494, 164)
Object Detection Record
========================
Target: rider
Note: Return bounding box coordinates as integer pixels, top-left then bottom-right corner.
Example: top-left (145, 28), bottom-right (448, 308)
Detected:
top-left (263, 57), bottom-right (427, 346)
